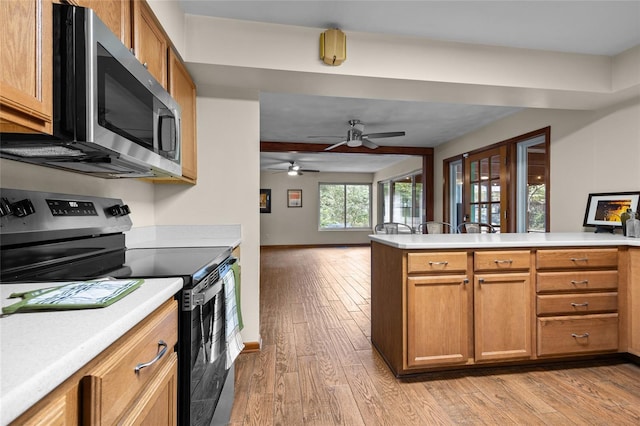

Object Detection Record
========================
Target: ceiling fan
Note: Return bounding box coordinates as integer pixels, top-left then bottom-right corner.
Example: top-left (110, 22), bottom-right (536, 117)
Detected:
top-left (321, 120), bottom-right (406, 151)
top-left (268, 161), bottom-right (319, 176)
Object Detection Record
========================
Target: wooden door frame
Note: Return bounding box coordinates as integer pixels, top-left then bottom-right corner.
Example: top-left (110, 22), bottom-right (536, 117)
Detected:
top-left (443, 127), bottom-right (550, 233)
top-left (260, 141), bottom-right (435, 222)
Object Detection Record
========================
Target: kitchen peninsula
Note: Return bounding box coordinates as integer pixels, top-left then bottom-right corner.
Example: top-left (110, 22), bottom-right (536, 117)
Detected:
top-left (370, 232), bottom-right (640, 377)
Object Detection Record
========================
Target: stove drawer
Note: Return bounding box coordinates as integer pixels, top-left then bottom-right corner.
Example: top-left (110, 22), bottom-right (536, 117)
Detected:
top-left (82, 299), bottom-right (178, 425)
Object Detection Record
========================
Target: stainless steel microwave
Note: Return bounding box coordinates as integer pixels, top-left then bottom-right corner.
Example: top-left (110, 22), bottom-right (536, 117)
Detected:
top-left (0, 4), bottom-right (181, 178)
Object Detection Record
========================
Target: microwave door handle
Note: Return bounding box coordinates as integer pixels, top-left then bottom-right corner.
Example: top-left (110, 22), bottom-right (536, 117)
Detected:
top-left (157, 114), bottom-right (177, 153)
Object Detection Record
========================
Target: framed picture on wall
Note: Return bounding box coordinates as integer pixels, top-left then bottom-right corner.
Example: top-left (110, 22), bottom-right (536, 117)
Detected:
top-left (260, 189), bottom-right (271, 213)
top-left (287, 189), bottom-right (302, 208)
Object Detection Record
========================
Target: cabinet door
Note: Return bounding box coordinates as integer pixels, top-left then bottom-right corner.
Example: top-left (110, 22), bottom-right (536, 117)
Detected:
top-left (406, 275), bottom-right (471, 367)
top-left (630, 248), bottom-right (640, 356)
top-left (168, 48), bottom-right (197, 182)
top-left (119, 352), bottom-right (178, 425)
top-left (132, 0), bottom-right (167, 87)
top-left (474, 273), bottom-right (532, 362)
top-left (74, 0), bottom-right (131, 47)
top-left (0, 0), bottom-right (52, 133)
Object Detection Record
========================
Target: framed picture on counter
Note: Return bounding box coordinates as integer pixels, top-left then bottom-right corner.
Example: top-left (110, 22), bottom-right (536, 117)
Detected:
top-left (583, 191), bottom-right (640, 231)
top-left (260, 189), bottom-right (271, 213)
top-left (287, 189), bottom-right (302, 208)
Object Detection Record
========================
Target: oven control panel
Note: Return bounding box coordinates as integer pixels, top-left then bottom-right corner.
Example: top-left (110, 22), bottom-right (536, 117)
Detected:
top-left (47, 199), bottom-right (98, 216)
top-left (0, 188), bottom-right (133, 246)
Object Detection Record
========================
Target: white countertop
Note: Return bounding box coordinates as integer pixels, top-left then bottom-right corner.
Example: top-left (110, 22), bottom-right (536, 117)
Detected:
top-left (0, 277), bottom-right (183, 425)
top-left (126, 225), bottom-right (241, 249)
top-left (370, 232), bottom-right (640, 249)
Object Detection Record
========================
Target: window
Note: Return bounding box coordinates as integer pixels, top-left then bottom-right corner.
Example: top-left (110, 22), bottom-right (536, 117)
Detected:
top-left (319, 183), bottom-right (371, 230)
top-left (517, 135), bottom-right (548, 232)
top-left (448, 159), bottom-right (463, 227)
top-left (378, 171), bottom-right (424, 229)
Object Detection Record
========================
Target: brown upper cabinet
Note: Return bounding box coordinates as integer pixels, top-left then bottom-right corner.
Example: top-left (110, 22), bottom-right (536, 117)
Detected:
top-left (132, 0), bottom-right (168, 88)
top-left (74, 0), bottom-right (132, 47)
top-left (0, 0), bottom-right (53, 134)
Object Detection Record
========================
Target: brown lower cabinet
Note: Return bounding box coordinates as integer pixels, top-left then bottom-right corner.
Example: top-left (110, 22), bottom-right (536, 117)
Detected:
top-left (371, 242), bottom-right (627, 377)
top-left (11, 299), bottom-right (178, 425)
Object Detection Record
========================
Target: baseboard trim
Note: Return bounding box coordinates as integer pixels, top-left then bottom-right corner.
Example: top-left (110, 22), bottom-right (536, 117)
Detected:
top-left (260, 243), bottom-right (370, 249)
top-left (241, 341), bottom-right (261, 353)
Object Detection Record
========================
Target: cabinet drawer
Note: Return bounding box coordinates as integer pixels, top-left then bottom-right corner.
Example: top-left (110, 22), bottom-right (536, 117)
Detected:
top-left (537, 270), bottom-right (618, 293)
top-left (536, 248), bottom-right (618, 270)
top-left (82, 299), bottom-right (178, 425)
top-left (537, 292), bottom-right (618, 316)
top-left (474, 250), bottom-right (530, 271)
top-left (537, 314), bottom-right (618, 356)
top-left (407, 251), bottom-right (467, 274)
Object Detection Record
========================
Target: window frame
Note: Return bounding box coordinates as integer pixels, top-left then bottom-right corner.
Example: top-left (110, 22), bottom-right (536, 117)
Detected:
top-left (443, 127), bottom-right (550, 233)
top-left (318, 182), bottom-right (372, 231)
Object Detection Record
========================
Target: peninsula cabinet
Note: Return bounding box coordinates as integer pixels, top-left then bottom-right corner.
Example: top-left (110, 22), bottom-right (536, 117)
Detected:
top-left (630, 248), bottom-right (640, 356)
top-left (473, 250), bottom-right (532, 362)
top-left (536, 248), bottom-right (619, 357)
top-left (0, 0), bottom-right (52, 134)
top-left (371, 238), bottom-right (631, 377)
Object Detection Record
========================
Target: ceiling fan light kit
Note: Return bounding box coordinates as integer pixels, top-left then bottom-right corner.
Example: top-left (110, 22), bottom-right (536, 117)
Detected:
top-left (324, 119), bottom-right (406, 151)
top-left (320, 28), bottom-right (346, 66)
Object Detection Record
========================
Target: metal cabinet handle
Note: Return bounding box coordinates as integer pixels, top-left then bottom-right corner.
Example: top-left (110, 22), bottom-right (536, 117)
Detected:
top-left (143, 62), bottom-right (148, 69)
top-left (462, 278), bottom-right (469, 285)
top-left (478, 278), bottom-right (485, 284)
top-left (494, 259), bottom-right (513, 264)
top-left (570, 302), bottom-right (589, 307)
top-left (571, 333), bottom-right (590, 339)
top-left (134, 340), bottom-right (168, 374)
top-left (570, 280), bottom-right (589, 285)
top-left (428, 261), bottom-right (449, 266)
top-left (570, 257), bottom-right (589, 262)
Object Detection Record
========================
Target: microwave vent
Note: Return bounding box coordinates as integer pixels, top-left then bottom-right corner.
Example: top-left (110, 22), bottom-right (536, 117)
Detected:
top-left (0, 146), bottom-right (85, 158)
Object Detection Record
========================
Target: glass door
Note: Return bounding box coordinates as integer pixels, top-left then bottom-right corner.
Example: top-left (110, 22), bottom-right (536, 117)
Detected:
top-left (463, 146), bottom-right (508, 232)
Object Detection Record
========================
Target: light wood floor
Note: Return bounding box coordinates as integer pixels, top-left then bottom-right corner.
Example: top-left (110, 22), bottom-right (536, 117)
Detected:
top-left (229, 246), bottom-right (640, 425)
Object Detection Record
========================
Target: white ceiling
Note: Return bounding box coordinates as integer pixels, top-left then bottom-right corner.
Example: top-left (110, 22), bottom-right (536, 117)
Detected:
top-left (178, 1), bottom-right (640, 173)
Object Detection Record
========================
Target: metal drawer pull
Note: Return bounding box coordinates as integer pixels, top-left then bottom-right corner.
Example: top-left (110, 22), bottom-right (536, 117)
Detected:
top-left (428, 261), bottom-right (449, 266)
top-left (570, 280), bottom-right (589, 285)
top-left (462, 278), bottom-right (469, 285)
top-left (570, 257), bottom-right (589, 262)
top-left (571, 333), bottom-right (590, 339)
top-left (134, 340), bottom-right (168, 374)
top-left (571, 302), bottom-right (589, 307)
top-left (478, 278), bottom-right (485, 284)
top-left (494, 259), bottom-right (513, 264)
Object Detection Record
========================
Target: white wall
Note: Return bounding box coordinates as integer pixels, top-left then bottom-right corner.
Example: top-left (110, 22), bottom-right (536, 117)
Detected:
top-left (433, 97), bottom-right (640, 231)
top-left (0, 160), bottom-right (157, 225)
top-left (154, 96), bottom-right (262, 344)
top-left (260, 171), bottom-right (373, 245)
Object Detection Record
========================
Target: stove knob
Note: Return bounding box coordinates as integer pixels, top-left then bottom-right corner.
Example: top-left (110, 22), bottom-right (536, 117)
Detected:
top-left (0, 197), bottom-right (13, 217)
top-left (107, 204), bottom-right (131, 217)
top-left (11, 199), bottom-right (35, 217)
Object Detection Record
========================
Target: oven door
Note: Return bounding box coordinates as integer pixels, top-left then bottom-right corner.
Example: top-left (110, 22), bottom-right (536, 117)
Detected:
top-left (182, 277), bottom-right (228, 425)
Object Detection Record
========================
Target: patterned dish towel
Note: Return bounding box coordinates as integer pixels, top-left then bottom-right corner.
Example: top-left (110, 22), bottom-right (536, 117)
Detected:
top-left (222, 264), bottom-right (244, 368)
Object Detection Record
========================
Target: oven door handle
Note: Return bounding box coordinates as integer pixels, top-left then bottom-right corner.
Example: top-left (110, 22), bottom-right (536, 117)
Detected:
top-left (193, 280), bottom-right (223, 307)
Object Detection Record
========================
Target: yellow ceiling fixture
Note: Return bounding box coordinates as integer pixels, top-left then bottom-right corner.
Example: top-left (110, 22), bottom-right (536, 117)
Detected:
top-left (320, 28), bottom-right (346, 66)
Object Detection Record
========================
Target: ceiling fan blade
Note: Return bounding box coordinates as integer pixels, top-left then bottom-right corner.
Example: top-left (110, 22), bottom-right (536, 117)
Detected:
top-left (324, 140), bottom-right (348, 151)
top-left (307, 135), bottom-right (343, 139)
top-left (361, 138), bottom-right (378, 149)
top-left (300, 169), bottom-right (320, 173)
top-left (363, 131), bottom-right (405, 139)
